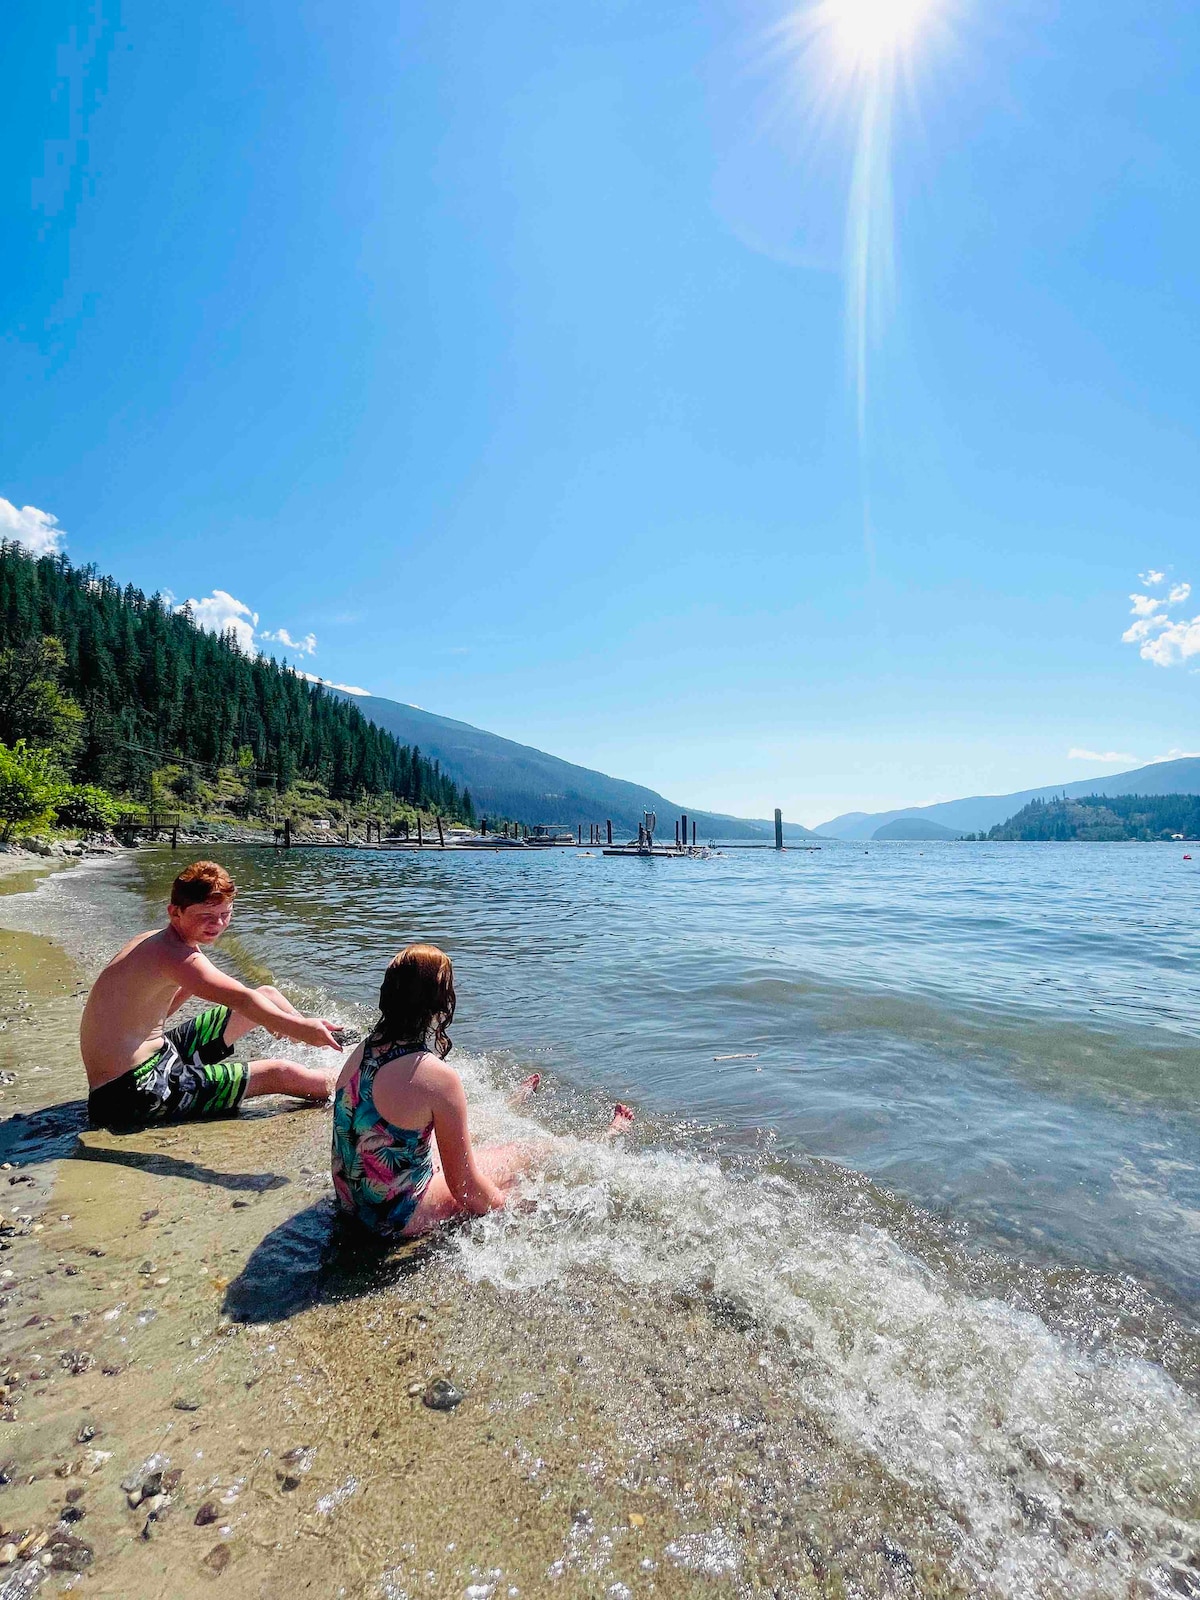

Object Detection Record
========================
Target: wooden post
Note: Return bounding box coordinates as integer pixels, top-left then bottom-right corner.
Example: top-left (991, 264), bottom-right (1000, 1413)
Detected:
top-left (283, 817), bottom-right (292, 850)
top-left (681, 814), bottom-right (688, 851)
top-left (436, 815), bottom-right (445, 848)
top-left (577, 823), bottom-right (582, 845)
top-left (674, 819), bottom-right (680, 849)
top-left (775, 808), bottom-right (783, 850)
top-left (692, 819), bottom-right (697, 847)
top-left (606, 819), bottom-right (612, 845)
top-left (417, 817), bottom-right (423, 847)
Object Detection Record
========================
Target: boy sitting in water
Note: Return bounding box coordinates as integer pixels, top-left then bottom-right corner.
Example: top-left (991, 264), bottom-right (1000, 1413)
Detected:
top-left (81, 860), bottom-right (342, 1132)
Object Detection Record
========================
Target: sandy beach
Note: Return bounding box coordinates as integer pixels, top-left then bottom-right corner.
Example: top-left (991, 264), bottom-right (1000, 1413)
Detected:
top-left (0, 855), bottom-right (774, 1599)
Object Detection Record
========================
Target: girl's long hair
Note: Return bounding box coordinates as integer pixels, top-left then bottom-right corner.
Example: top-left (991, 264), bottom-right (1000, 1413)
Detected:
top-left (371, 943), bottom-right (456, 1058)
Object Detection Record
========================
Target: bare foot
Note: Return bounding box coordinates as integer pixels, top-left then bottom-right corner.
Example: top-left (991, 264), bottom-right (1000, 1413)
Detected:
top-left (510, 1073), bottom-right (541, 1105)
top-left (602, 1103), bottom-right (635, 1141)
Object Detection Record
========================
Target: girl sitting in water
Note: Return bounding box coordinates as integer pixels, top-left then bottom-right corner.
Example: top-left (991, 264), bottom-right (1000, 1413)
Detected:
top-left (332, 943), bottom-right (633, 1237)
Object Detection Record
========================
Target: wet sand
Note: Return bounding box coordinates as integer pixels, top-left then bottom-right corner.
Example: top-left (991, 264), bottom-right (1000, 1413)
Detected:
top-left (0, 859), bottom-right (751, 1599)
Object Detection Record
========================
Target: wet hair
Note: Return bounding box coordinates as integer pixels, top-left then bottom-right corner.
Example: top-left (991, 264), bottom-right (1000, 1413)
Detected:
top-left (169, 860), bottom-right (236, 909)
top-left (372, 943), bottom-right (456, 1058)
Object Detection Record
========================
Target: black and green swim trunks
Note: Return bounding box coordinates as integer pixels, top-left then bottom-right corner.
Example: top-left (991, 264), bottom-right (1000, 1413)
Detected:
top-left (88, 1006), bottom-right (250, 1131)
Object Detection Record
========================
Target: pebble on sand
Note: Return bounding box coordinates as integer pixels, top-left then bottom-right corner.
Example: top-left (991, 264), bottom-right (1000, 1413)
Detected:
top-left (202, 1544), bottom-right (231, 1575)
top-left (422, 1379), bottom-right (465, 1412)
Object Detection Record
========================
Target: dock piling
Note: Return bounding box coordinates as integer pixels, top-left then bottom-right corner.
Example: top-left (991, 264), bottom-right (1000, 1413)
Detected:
top-left (436, 815), bottom-right (445, 848)
top-left (775, 808), bottom-right (784, 850)
top-left (606, 820), bottom-right (612, 845)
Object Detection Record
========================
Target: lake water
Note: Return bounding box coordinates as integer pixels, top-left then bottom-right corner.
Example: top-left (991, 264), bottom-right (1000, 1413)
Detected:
top-left (141, 837), bottom-right (1200, 1307)
top-left (8, 837), bottom-right (1200, 1598)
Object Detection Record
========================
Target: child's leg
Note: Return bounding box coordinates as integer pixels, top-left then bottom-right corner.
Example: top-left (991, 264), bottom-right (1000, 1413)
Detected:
top-left (224, 985), bottom-right (305, 1045)
top-left (403, 1140), bottom-right (549, 1234)
top-left (243, 1055), bottom-right (337, 1103)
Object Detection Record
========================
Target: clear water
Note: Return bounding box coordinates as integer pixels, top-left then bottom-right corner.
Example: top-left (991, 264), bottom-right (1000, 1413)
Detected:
top-left (126, 838), bottom-right (1200, 1309)
top-left (8, 839), bottom-right (1199, 1598)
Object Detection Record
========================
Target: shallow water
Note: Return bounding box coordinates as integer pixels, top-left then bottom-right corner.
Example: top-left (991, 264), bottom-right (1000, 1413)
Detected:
top-left (1, 840), bottom-right (1199, 1599)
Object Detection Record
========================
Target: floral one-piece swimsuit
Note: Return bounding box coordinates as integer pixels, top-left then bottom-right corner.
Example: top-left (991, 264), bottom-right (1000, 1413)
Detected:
top-left (331, 1038), bottom-right (434, 1236)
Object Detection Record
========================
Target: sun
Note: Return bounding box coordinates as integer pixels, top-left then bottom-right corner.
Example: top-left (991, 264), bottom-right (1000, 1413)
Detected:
top-left (818, 0), bottom-right (940, 72)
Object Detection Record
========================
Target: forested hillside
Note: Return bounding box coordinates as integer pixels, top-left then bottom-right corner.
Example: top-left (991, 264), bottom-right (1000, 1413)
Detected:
top-left (984, 793), bottom-right (1200, 842)
top-left (0, 543), bottom-right (471, 831)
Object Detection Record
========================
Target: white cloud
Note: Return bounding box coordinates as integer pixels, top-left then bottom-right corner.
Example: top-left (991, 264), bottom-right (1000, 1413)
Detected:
top-left (296, 671), bottom-right (371, 696)
top-left (261, 626), bottom-right (317, 657)
top-left (1122, 574), bottom-right (1200, 666)
top-left (1068, 748), bottom-right (1135, 763)
top-left (1138, 569), bottom-right (1165, 586)
top-left (1150, 749), bottom-right (1200, 763)
top-left (0, 497), bottom-right (66, 555)
top-left (180, 589), bottom-right (259, 654)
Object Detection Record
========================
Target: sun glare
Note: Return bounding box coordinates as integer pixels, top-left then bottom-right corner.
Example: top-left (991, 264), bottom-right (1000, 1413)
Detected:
top-left (819, 0), bottom-right (940, 72)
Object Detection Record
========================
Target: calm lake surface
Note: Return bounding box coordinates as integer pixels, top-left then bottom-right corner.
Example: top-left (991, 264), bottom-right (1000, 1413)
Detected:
top-left (135, 837), bottom-right (1200, 1308)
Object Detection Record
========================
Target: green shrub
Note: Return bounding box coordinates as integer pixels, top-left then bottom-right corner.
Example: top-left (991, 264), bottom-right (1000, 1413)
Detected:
top-left (0, 741), bottom-right (65, 841)
top-left (55, 783), bottom-right (120, 833)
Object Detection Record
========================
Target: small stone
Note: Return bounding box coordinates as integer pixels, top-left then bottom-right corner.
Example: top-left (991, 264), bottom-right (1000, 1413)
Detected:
top-left (138, 1261), bottom-right (156, 1275)
top-left (64, 1265), bottom-right (79, 1277)
top-left (141, 1470), bottom-right (165, 1498)
top-left (139, 1210), bottom-right (159, 1224)
top-left (161, 1468), bottom-right (183, 1494)
top-left (65, 1487), bottom-right (85, 1505)
top-left (127, 1488), bottom-right (144, 1509)
top-left (173, 1396), bottom-right (202, 1411)
top-left (202, 1543), bottom-right (231, 1575)
top-left (422, 1378), bottom-right (464, 1412)
top-left (75, 1423), bottom-right (95, 1444)
top-left (54, 1460), bottom-right (80, 1479)
top-left (407, 1382), bottom-right (423, 1397)
top-left (63, 1350), bottom-right (93, 1375)
top-left (629, 1513), bottom-right (645, 1528)
top-left (87, 1248), bottom-right (105, 1258)
top-left (48, 1533), bottom-right (93, 1572)
top-left (141, 1493), bottom-right (166, 1516)
top-left (60, 1504), bottom-right (85, 1525)
top-left (16, 1529), bottom-right (47, 1558)
top-left (0, 1460), bottom-right (16, 1485)
top-left (0, 1543), bottom-right (15, 1566)
top-left (153, 1276), bottom-right (170, 1287)
top-left (231, 1199), bottom-right (249, 1210)
top-left (101, 1364), bottom-right (122, 1377)
top-left (194, 1502), bottom-right (219, 1527)
top-left (280, 1475), bottom-right (302, 1492)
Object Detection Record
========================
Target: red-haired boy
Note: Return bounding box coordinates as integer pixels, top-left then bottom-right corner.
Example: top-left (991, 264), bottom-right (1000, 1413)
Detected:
top-left (81, 860), bottom-right (341, 1131)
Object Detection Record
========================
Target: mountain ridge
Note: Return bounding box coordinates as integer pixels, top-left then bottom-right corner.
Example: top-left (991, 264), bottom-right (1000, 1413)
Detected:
top-left (817, 758), bottom-right (1200, 839)
top-left (337, 691), bottom-right (816, 839)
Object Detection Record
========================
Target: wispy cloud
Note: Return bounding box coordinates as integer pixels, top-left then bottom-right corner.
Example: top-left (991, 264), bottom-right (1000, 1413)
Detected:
top-left (261, 626), bottom-right (317, 657)
top-left (0, 496), bottom-right (66, 556)
top-left (1122, 573), bottom-right (1200, 666)
top-left (296, 671), bottom-right (371, 696)
top-left (180, 589), bottom-right (321, 663)
top-left (1150, 748), bottom-right (1200, 764)
top-left (1068, 748), bottom-right (1135, 764)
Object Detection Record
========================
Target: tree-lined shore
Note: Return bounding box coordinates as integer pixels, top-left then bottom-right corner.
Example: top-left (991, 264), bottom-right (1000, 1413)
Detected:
top-left (0, 543), bottom-right (475, 840)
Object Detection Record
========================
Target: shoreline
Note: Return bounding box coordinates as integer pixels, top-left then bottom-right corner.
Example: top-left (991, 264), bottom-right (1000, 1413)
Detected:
top-left (1, 852), bottom-right (1198, 1598)
top-left (0, 855), bottom-right (731, 1599)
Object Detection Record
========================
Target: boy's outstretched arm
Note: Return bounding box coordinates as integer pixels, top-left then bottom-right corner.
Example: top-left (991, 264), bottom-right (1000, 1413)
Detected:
top-left (176, 949), bottom-right (340, 1050)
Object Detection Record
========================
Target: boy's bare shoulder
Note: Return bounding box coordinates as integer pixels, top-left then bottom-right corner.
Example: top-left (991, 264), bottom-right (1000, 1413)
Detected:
top-left (112, 928), bottom-right (191, 975)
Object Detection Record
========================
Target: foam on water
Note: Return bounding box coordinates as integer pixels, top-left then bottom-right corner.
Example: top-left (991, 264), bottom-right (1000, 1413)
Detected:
top-left (453, 1053), bottom-right (1200, 1598)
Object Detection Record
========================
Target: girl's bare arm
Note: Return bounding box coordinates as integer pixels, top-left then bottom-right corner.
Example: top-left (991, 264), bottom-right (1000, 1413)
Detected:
top-left (429, 1070), bottom-right (506, 1215)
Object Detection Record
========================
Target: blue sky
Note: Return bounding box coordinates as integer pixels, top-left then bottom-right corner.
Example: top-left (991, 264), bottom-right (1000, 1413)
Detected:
top-left (3, 0), bottom-right (1197, 825)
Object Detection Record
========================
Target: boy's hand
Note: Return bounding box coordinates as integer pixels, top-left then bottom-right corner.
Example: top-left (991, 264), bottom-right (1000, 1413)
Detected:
top-left (297, 1018), bottom-right (342, 1050)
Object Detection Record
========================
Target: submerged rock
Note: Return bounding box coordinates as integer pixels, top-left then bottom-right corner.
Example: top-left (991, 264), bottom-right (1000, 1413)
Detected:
top-left (422, 1378), bottom-right (465, 1412)
top-left (202, 1543), bottom-right (231, 1575)
top-left (194, 1502), bottom-right (219, 1527)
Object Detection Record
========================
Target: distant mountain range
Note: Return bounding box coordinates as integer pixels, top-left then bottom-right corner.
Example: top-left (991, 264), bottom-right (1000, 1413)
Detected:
top-left (339, 691), bottom-right (816, 840)
top-left (815, 758), bottom-right (1200, 840)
